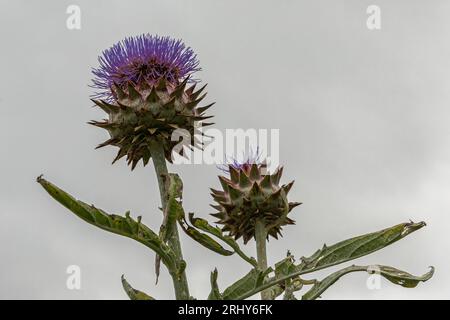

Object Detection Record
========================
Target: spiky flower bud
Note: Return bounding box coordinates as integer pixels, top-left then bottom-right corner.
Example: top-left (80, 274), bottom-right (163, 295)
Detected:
top-left (89, 34), bottom-right (213, 169)
top-left (211, 160), bottom-right (301, 244)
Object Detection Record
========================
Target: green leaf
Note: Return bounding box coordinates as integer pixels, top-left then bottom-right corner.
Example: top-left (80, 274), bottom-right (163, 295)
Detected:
top-left (160, 173), bottom-right (185, 243)
top-left (37, 176), bottom-right (178, 272)
top-left (271, 253), bottom-right (301, 300)
top-left (121, 275), bottom-right (155, 300)
top-left (378, 265), bottom-right (435, 288)
top-left (274, 253), bottom-right (297, 278)
top-left (298, 221), bottom-right (427, 274)
top-left (179, 219), bottom-right (234, 256)
top-left (222, 268), bottom-right (272, 300)
top-left (207, 268), bottom-right (223, 300)
top-left (233, 221), bottom-right (429, 300)
top-left (156, 173), bottom-right (185, 282)
top-left (302, 265), bottom-right (434, 300)
top-left (187, 213), bottom-right (258, 267)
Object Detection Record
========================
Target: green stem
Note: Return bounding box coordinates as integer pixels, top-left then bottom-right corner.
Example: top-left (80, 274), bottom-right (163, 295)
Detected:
top-left (255, 219), bottom-right (271, 300)
top-left (149, 141), bottom-right (190, 300)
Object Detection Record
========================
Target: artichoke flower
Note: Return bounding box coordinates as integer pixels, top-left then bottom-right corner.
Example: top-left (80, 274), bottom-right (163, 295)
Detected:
top-left (211, 158), bottom-right (301, 244)
top-left (90, 34), bottom-right (213, 169)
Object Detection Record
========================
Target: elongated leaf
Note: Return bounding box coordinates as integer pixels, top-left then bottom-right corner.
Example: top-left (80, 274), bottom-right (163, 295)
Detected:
top-left (188, 213), bottom-right (257, 267)
top-left (302, 265), bottom-right (434, 300)
top-left (179, 219), bottom-right (233, 256)
top-left (207, 268), bottom-right (222, 300)
top-left (121, 275), bottom-right (155, 300)
top-left (298, 221), bottom-right (427, 274)
top-left (233, 221), bottom-right (428, 299)
top-left (37, 176), bottom-right (178, 271)
top-left (377, 265), bottom-right (435, 288)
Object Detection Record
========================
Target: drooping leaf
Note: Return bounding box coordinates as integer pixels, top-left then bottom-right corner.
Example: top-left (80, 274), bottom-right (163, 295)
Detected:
top-left (207, 268), bottom-right (222, 300)
top-left (187, 213), bottom-right (257, 267)
top-left (376, 265), bottom-right (435, 288)
top-left (37, 176), bottom-right (178, 272)
top-left (179, 219), bottom-right (234, 256)
top-left (298, 221), bottom-right (427, 274)
top-left (121, 275), bottom-right (155, 300)
top-left (302, 265), bottom-right (434, 300)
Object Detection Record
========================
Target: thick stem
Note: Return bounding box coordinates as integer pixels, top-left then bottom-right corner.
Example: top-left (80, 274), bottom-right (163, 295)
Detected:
top-left (149, 141), bottom-right (190, 300)
top-left (255, 219), bottom-right (271, 300)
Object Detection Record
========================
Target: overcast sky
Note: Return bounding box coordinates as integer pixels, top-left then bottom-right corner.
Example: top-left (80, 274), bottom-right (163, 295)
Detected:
top-left (1, 0), bottom-right (449, 299)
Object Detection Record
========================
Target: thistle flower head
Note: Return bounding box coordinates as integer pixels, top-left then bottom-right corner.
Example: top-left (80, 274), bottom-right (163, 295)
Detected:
top-left (89, 34), bottom-right (212, 169)
top-left (91, 34), bottom-right (200, 101)
top-left (211, 156), bottom-right (300, 244)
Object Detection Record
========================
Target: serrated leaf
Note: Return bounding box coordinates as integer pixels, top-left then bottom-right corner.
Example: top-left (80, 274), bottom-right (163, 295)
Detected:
top-left (302, 265), bottom-right (434, 300)
top-left (298, 221), bottom-right (427, 274)
top-left (37, 176), bottom-right (178, 272)
top-left (121, 275), bottom-right (155, 300)
top-left (233, 221), bottom-right (429, 299)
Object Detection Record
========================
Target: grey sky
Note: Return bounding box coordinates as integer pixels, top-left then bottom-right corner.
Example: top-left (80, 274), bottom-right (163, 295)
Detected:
top-left (0, 0), bottom-right (449, 299)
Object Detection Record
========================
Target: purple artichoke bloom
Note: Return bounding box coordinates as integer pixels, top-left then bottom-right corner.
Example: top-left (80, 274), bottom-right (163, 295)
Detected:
top-left (91, 34), bottom-right (200, 101)
top-left (220, 148), bottom-right (264, 174)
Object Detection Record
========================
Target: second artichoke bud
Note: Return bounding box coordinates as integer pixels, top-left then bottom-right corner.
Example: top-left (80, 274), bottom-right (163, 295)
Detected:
top-left (211, 162), bottom-right (301, 244)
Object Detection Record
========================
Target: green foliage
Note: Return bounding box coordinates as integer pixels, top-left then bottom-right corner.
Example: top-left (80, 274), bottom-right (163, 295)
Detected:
top-left (298, 221), bottom-right (427, 275)
top-left (221, 268), bottom-right (272, 300)
top-left (223, 222), bottom-right (432, 300)
top-left (121, 275), bottom-right (155, 300)
top-left (302, 265), bottom-right (435, 300)
top-left (38, 173), bottom-right (433, 300)
top-left (179, 219), bottom-right (234, 256)
top-left (184, 213), bottom-right (257, 267)
top-left (160, 173), bottom-right (185, 244)
top-left (207, 269), bottom-right (222, 300)
top-left (37, 176), bottom-right (179, 274)
top-left (156, 173), bottom-right (186, 282)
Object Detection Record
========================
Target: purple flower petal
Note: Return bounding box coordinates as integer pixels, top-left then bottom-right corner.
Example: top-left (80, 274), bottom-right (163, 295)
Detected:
top-left (91, 34), bottom-right (200, 101)
top-left (219, 148), bottom-right (263, 173)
